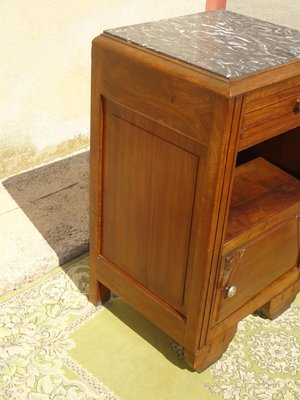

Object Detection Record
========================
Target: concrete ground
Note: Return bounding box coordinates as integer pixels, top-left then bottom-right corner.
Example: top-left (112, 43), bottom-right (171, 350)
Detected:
top-left (0, 151), bottom-right (89, 296)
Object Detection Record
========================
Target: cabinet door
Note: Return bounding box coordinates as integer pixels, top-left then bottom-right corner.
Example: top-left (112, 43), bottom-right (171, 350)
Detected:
top-left (216, 217), bottom-right (300, 322)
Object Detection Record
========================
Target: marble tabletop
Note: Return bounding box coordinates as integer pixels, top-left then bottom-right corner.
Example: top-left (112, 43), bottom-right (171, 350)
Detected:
top-left (105, 10), bottom-right (300, 80)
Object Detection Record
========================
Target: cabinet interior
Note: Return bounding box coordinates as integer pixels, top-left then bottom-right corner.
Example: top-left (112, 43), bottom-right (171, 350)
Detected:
top-left (236, 126), bottom-right (300, 179)
top-left (225, 126), bottom-right (300, 249)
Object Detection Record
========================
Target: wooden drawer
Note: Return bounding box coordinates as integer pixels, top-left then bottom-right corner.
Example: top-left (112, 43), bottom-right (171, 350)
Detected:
top-left (239, 78), bottom-right (300, 150)
top-left (217, 217), bottom-right (300, 322)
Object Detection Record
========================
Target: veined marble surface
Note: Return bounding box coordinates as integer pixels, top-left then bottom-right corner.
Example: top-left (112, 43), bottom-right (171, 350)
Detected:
top-left (105, 10), bottom-right (300, 80)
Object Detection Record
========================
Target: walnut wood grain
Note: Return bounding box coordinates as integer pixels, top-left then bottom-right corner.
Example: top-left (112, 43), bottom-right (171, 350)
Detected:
top-left (220, 219), bottom-right (299, 321)
top-left (240, 126), bottom-right (300, 181)
top-left (209, 267), bottom-right (300, 340)
top-left (101, 103), bottom-right (198, 312)
top-left (239, 76), bottom-right (300, 149)
top-left (225, 157), bottom-right (300, 247)
top-left (90, 20), bottom-right (300, 372)
top-left (259, 279), bottom-right (300, 319)
top-left (184, 324), bottom-right (237, 372)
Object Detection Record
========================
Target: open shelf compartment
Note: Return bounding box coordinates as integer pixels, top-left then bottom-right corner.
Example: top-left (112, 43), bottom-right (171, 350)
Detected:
top-left (224, 157), bottom-right (300, 253)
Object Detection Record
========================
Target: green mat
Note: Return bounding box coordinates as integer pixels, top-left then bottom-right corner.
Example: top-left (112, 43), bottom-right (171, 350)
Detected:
top-left (0, 255), bottom-right (299, 399)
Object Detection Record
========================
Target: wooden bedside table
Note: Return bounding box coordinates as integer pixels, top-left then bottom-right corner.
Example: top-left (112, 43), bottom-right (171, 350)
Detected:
top-left (89, 10), bottom-right (300, 371)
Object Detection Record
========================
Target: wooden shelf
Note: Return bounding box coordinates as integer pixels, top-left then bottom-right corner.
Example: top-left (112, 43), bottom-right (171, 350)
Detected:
top-left (224, 157), bottom-right (300, 252)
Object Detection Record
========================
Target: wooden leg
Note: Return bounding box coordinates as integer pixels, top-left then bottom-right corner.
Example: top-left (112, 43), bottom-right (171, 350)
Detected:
top-left (258, 280), bottom-right (300, 320)
top-left (184, 325), bottom-right (237, 372)
top-left (89, 273), bottom-right (111, 306)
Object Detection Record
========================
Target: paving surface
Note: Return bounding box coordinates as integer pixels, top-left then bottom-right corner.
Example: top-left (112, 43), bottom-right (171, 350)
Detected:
top-left (0, 151), bottom-right (89, 296)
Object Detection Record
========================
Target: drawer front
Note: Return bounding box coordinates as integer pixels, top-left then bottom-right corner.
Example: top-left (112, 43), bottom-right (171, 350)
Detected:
top-left (239, 79), bottom-right (300, 150)
top-left (216, 217), bottom-right (300, 322)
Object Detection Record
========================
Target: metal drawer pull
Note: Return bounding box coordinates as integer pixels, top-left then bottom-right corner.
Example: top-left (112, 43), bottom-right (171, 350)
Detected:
top-left (226, 285), bottom-right (237, 298)
top-left (294, 99), bottom-right (300, 114)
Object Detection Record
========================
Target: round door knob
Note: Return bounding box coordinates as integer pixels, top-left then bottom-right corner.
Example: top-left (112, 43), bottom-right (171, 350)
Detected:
top-left (226, 285), bottom-right (237, 298)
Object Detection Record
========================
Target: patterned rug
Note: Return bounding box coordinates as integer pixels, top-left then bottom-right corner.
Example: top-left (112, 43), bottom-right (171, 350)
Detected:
top-left (0, 255), bottom-right (299, 400)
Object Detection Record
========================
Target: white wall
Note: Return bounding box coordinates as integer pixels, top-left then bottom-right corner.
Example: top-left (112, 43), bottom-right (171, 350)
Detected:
top-left (227, 0), bottom-right (300, 30)
top-left (0, 0), bottom-right (205, 179)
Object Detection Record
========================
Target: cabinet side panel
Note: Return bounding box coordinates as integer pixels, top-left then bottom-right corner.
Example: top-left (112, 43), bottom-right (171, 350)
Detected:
top-left (94, 38), bottom-right (213, 145)
top-left (101, 109), bottom-right (198, 312)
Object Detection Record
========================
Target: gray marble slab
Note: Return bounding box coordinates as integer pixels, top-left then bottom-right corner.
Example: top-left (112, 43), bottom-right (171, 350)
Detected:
top-left (105, 10), bottom-right (300, 80)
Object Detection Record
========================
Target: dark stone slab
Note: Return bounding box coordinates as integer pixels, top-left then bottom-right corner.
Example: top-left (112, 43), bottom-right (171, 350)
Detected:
top-left (105, 10), bottom-right (300, 79)
top-left (3, 152), bottom-right (89, 264)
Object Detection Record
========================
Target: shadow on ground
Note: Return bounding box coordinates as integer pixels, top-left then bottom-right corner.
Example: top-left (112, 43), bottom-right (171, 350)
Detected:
top-left (3, 151), bottom-right (89, 264)
top-left (103, 298), bottom-right (193, 371)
